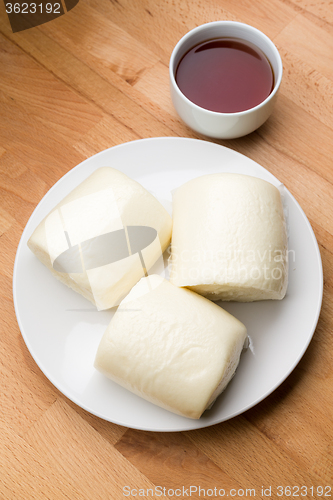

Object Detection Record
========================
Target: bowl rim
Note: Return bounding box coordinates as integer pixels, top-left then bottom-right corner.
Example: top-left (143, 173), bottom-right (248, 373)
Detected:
top-left (169, 20), bottom-right (283, 117)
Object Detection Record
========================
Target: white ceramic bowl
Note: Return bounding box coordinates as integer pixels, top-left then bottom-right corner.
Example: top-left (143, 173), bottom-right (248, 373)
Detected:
top-left (169, 21), bottom-right (283, 139)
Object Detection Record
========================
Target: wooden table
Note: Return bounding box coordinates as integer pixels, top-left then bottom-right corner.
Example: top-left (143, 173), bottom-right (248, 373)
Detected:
top-left (1, 0), bottom-right (332, 498)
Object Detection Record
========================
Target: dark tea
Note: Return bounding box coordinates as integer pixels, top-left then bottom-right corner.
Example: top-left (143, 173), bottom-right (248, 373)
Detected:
top-left (175, 37), bottom-right (274, 113)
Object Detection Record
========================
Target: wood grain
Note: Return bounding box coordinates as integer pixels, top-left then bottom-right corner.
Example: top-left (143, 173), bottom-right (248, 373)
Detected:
top-left (0, 0), bottom-right (332, 498)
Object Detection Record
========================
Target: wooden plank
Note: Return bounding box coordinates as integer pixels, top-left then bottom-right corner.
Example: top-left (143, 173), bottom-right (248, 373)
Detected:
top-left (277, 48), bottom-right (333, 130)
top-left (0, 14), bottom-right (176, 141)
top-left (286, 0), bottom-right (333, 24)
top-left (187, 415), bottom-right (324, 493)
top-left (275, 13), bottom-right (333, 81)
top-left (24, 398), bottom-right (164, 500)
top-left (0, 421), bottom-right (81, 499)
top-left (115, 429), bottom-right (244, 497)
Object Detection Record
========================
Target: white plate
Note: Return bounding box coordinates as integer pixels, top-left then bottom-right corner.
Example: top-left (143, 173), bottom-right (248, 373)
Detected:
top-left (13, 137), bottom-right (323, 432)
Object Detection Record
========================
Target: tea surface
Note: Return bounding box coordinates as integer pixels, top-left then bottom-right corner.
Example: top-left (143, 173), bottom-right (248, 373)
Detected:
top-left (175, 38), bottom-right (274, 113)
